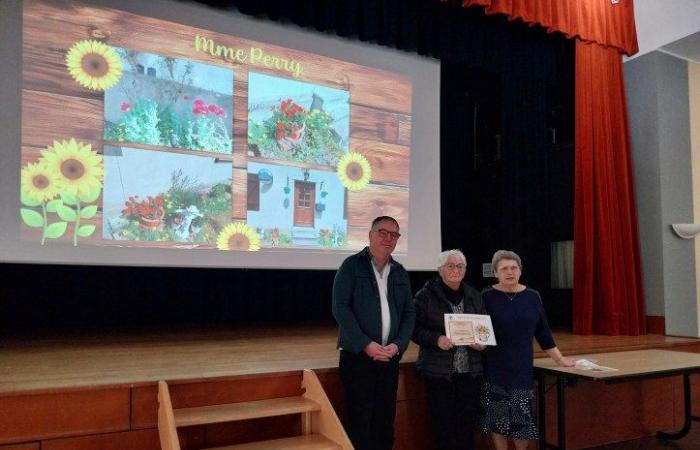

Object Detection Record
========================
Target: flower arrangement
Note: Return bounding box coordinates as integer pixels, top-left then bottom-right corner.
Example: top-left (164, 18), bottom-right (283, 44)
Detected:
top-left (317, 224), bottom-right (346, 248)
top-left (248, 97), bottom-right (346, 165)
top-left (261, 227), bottom-right (292, 247)
top-left (476, 325), bottom-right (491, 342)
top-left (274, 99), bottom-right (306, 142)
top-left (110, 171), bottom-right (232, 243)
top-left (20, 138), bottom-right (102, 246)
top-left (105, 96), bottom-right (232, 153)
top-left (122, 195), bottom-right (165, 222)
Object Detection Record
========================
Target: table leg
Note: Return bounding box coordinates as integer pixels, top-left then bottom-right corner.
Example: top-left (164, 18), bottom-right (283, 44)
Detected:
top-left (538, 373), bottom-right (546, 450)
top-left (557, 375), bottom-right (567, 450)
top-left (658, 373), bottom-right (693, 440)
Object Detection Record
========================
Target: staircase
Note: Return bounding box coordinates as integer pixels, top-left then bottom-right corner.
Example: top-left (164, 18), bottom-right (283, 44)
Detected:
top-left (158, 369), bottom-right (353, 450)
top-left (291, 227), bottom-right (319, 246)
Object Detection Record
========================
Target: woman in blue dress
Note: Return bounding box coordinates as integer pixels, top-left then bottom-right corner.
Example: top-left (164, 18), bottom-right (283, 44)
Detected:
top-left (480, 250), bottom-right (574, 450)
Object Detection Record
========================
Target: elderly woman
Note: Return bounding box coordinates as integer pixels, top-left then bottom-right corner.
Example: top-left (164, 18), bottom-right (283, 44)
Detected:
top-left (480, 250), bottom-right (574, 450)
top-left (412, 249), bottom-right (486, 450)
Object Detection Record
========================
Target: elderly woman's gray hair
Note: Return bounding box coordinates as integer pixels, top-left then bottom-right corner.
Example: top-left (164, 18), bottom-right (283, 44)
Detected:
top-left (491, 250), bottom-right (522, 272)
top-left (437, 249), bottom-right (467, 268)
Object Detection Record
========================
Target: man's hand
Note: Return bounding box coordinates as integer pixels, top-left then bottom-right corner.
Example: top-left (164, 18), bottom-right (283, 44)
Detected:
top-left (364, 341), bottom-right (394, 361)
top-left (469, 343), bottom-right (486, 351)
top-left (383, 343), bottom-right (400, 358)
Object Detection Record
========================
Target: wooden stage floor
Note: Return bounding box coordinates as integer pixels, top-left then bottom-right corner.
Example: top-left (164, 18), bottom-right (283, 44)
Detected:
top-left (1, 322), bottom-right (698, 394)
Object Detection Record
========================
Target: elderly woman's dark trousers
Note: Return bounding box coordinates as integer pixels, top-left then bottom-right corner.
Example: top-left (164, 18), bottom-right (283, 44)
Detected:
top-left (339, 350), bottom-right (399, 450)
top-left (424, 373), bottom-right (480, 450)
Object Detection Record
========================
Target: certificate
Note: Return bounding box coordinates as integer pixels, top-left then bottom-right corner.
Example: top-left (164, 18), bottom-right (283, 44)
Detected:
top-left (444, 313), bottom-right (497, 346)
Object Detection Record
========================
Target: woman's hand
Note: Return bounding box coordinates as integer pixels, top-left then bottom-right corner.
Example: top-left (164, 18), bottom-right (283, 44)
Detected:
top-left (555, 355), bottom-right (575, 367)
top-left (437, 335), bottom-right (454, 350)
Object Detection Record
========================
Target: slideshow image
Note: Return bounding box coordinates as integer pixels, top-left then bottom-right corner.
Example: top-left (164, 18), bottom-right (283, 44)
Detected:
top-left (19, 0), bottom-right (413, 254)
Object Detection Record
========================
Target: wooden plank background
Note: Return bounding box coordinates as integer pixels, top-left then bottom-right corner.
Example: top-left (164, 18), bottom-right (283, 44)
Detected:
top-left (21, 0), bottom-right (413, 252)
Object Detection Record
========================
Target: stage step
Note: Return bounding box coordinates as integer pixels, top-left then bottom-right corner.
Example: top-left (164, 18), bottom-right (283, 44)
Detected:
top-left (158, 370), bottom-right (353, 450)
top-left (205, 434), bottom-right (341, 450)
top-left (174, 396), bottom-right (321, 427)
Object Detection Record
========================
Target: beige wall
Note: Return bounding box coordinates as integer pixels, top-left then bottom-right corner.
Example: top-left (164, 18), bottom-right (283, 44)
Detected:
top-left (692, 62), bottom-right (700, 332)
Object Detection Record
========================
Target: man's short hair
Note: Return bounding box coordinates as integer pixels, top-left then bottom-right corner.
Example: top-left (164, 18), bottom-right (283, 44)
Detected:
top-left (371, 216), bottom-right (400, 231)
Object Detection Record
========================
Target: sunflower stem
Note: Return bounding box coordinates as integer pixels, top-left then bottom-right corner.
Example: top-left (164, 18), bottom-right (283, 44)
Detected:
top-left (41, 202), bottom-right (47, 245)
top-left (73, 202), bottom-right (81, 246)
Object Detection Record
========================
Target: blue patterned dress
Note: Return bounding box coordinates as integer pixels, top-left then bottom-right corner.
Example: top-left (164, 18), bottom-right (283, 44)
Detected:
top-left (479, 287), bottom-right (555, 440)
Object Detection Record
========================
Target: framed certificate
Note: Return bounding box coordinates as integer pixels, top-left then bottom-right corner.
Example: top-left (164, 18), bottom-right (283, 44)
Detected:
top-left (444, 313), bottom-right (497, 346)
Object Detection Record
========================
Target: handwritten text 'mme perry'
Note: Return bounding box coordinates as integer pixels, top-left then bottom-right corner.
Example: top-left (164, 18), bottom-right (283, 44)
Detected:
top-left (194, 35), bottom-right (303, 78)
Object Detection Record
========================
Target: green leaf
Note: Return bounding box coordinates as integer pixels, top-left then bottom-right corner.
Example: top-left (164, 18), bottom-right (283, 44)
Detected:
top-left (46, 199), bottom-right (63, 213)
top-left (80, 205), bottom-right (98, 219)
top-left (79, 187), bottom-right (101, 203)
top-left (76, 224), bottom-right (96, 237)
top-left (20, 193), bottom-right (42, 207)
top-left (20, 208), bottom-right (44, 227)
top-left (56, 205), bottom-right (77, 222)
top-left (44, 221), bottom-right (67, 239)
top-left (61, 191), bottom-right (78, 206)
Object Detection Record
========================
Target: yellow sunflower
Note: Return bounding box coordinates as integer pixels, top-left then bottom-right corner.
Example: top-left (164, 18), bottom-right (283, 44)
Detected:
top-left (216, 222), bottom-right (261, 251)
top-left (41, 139), bottom-right (104, 197)
top-left (21, 161), bottom-right (60, 202)
top-left (65, 40), bottom-right (122, 91)
top-left (337, 152), bottom-right (372, 191)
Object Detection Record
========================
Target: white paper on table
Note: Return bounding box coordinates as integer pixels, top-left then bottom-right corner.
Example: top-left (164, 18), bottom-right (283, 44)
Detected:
top-left (574, 359), bottom-right (618, 372)
top-left (444, 313), bottom-right (497, 346)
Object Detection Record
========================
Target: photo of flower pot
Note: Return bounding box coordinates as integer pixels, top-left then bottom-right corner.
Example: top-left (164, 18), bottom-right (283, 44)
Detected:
top-left (247, 73), bottom-right (349, 166)
top-left (102, 147), bottom-right (233, 243)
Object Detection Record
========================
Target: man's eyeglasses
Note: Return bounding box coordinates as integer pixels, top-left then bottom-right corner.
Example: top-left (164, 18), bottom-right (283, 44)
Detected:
top-left (443, 263), bottom-right (466, 271)
top-left (373, 228), bottom-right (401, 241)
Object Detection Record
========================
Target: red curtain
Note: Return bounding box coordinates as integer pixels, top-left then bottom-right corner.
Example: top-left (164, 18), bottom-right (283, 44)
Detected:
top-left (461, 0), bottom-right (638, 55)
top-left (460, 0), bottom-right (646, 334)
top-left (573, 41), bottom-right (645, 335)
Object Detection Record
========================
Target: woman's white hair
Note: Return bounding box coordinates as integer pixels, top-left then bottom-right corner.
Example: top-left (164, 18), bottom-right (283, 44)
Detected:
top-left (437, 249), bottom-right (466, 269)
top-left (491, 249), bottom-right (522, 273)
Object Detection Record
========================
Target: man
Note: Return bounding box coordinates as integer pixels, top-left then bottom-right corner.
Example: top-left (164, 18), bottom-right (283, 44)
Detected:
top-left (332, 216), bottom-right (416, 450)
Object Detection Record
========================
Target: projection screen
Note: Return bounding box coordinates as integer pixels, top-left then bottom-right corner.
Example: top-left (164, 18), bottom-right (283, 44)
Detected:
top-left (0, 0), bottom-right (441, 270)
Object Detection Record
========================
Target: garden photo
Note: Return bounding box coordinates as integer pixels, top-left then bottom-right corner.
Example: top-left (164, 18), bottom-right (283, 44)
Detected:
top-left (247, 72), bottom-right (350, 166)
top-left (246, 162), bottom-right (347, 249)
top-left (103, 47), bottom-right (234, 154)
top-left (102, 146), bottom-right (233, 244)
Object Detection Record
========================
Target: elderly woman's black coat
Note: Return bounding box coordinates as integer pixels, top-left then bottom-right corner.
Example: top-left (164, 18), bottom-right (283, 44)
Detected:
top-left (412, 277), bottom-right (487, 379)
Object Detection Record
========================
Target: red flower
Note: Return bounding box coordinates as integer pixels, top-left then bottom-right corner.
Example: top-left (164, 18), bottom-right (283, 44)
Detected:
top-left (193, 98), bottom-right (205, 107)
top-left (120, 102), bottom-right (131, 112)
top-left (193, 107), bottom-right (207, 115)
top-left (183, 95), bottom-right (190, 100)
top-left (208, 104), bottom-right (219, 114)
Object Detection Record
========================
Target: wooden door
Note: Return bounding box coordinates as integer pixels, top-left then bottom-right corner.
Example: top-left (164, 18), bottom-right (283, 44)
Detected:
top-left (293, 181), bottom-right (315, 227)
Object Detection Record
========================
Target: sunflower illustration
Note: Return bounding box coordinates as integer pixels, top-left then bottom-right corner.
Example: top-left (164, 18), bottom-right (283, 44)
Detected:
top-left (65, 40), bottom-right (122, 91)
top-left (21, 161), bottom-right (60, 202)
top-left (337, 152), bottom-right (372, 191)
top-left (216, 222), bottom-right (261, 251)
top-left (41, 139), bottom-right (104, 197)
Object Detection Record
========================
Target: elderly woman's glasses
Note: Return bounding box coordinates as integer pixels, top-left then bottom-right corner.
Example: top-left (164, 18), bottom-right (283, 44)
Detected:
top-left (444, 263), bottom-right (465, 271)
top-left (374, 228), bottom-right (401, 241)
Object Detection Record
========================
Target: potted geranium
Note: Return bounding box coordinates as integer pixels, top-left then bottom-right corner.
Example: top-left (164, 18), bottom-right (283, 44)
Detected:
top-left (122, 195), bottom-right (166, 230)
top-left (273, 99), bottom-right (307, 152)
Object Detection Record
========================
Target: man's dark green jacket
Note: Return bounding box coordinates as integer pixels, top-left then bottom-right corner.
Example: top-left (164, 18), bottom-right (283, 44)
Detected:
top-left (332, 247), bottom-right (415, 356)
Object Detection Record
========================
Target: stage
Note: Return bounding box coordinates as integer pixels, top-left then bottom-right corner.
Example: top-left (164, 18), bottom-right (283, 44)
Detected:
top-left (0, 322), bottom-right (697, 394)
top-left (2, 323), bottom-right (700, 450)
